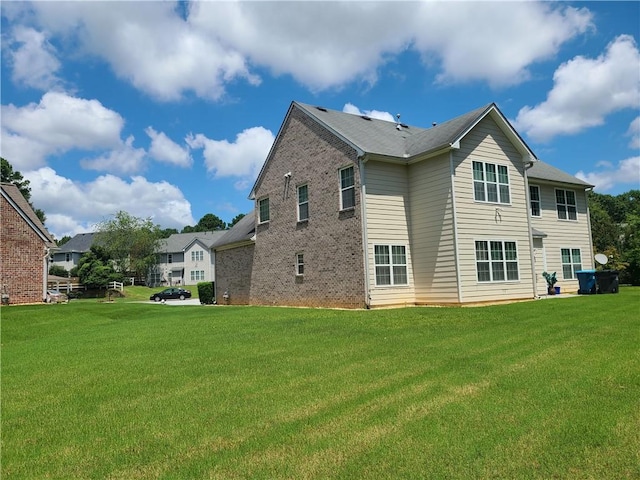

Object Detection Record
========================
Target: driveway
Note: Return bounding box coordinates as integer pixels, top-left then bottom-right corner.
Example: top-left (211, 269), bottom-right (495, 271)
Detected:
top-left (148, 298), bottom-right (203, 306)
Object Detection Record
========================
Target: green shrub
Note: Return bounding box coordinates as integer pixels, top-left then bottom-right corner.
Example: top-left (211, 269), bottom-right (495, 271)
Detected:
top-left (49, 265), bottom-right (68, 277)
top-left (197, 282), bottom-right (215, 304)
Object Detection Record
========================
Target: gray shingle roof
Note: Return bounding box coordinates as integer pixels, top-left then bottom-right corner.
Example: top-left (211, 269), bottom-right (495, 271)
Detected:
top-left (57, 232), bottom-right (99, 253)
top-left (212, 211), bottom-right (256, 249)
top-left (528, 161), bottom-right (594, 188)
top-left (158, 231), bottom-right (227, 253)
top-left (1, 182), bottom-right (55, 246)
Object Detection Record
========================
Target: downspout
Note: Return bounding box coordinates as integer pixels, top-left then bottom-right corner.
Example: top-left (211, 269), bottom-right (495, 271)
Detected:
top-left (584, 187), bottom-right (595, 269)
top-left (523, 160), bottom-right (537, 299)
top-left (359, 156), bottom-right (371, 308)
top-left (450, 151), bottom-right (463, 303)
top-left (43, 246), bottom-right (51, 302)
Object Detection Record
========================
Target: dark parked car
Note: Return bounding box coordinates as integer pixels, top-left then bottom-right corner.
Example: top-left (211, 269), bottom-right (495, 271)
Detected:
top-left (150, 287), bottom-right (192, 302)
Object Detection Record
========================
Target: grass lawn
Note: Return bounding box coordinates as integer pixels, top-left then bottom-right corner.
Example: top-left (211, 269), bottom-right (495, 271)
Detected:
top-left (2, 288), bottom-right (639, 479)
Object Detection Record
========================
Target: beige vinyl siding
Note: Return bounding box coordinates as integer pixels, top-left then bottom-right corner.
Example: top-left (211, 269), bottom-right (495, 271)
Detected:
top-left (364, 160), bottom-right (415, 307)
top-left (407, 152), bottom-right (459, 303)
top-left (453, 117), bottom-right (535, 303)
top-left (530, 184), bottom-right (593, 293)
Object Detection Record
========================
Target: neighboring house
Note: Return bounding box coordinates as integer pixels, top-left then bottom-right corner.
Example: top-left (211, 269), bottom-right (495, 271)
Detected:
top-left (1, 182), bottom-right (56, 304)
top-left (216, 101), bottom-right (594, 308)
top-left (211, 212), bottom-right (256, 304)
top-left (50, 232), bottom-right (98, 271)
top-left (154, 231), bottom-right (226, 286)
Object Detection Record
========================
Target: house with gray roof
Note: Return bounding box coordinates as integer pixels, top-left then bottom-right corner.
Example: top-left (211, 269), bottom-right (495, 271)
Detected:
top-left (153, 231), bottom-right (226, 286)
top-left (1, 182), bottom-right (56, 304)
top-left (50, 232), bottom-right (98, 272)
top-left (220, 101), bottom-right (595, 307)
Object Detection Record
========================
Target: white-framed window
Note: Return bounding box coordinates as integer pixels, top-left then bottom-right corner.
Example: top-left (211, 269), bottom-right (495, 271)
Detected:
top-left (167, 253), bottom-right (173, 264)
top-left (374, 245), bottom-right (408, 286)
top-left (561, 248), bottom-right (582, 279)
top-left (297, 184), bottom-right (309, 221)
top-left (339, 166), bottom-right (355, 210)
top-left (473, 161), bottom-right (511, 204)
top-left (190, 270), bottom-right (205, 282)
top-left (296, 253), bottom-right (304, 276)
top-left (191, 250), bottom-right (203, 262)
top-left (529, 185), bottom-right (541, 217)
top-left (475, 240), bottom-right (519, 282)
top-left (258, 197), bottom-right (270, 223)
top-left (556, 189), bottom-right (577, 221)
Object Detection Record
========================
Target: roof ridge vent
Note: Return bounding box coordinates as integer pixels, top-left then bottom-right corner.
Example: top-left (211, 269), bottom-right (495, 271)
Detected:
top-left (316, 106), bottom-right (327, 112)
top-left (361, 115), bottom-right (372, 121)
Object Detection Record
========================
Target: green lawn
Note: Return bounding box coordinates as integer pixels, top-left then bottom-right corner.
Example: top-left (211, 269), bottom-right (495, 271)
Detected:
top-left (2, 289), bottom-right (639, 479)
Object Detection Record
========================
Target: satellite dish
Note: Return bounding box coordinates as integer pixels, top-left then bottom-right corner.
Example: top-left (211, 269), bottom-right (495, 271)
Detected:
top-left (595, 253), bottom-right (608, 265)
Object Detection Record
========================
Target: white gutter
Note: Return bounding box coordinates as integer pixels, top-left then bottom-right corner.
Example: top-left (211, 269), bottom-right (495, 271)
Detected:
top-left (523, 160), bottom-right (537, 299)
top-left (359, 156), bottom-right (371, 308)
top-left (585, 187), bottom-right (596, 269)
top-left (43, 246), bottom-right (51, 302)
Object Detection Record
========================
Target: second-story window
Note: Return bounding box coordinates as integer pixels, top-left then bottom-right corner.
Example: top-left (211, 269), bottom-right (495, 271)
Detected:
top-left (556, 189), bottom-right (577, 220)
top-left (529, 185), bottom-right (541, 217)
top-left (297, 184), bottom-right (309, 221)
top-left (340, 166), bottom-right (355, 210)
top-left (259, 197), bottom-right (270, 223)
top-left (168, 254), bottom-right (173, 264)
top-left (191, 250), bottom-right (203, 262)
top-left (473, 161), bottom-right (510, 204)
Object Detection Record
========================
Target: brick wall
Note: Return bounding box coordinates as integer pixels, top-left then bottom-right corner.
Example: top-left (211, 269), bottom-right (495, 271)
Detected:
top-left (215, 244), bottom-right (254, 305)
top-left (0, 195), bottom-right (46, 304)
top-left (249, 106), bottom-right (366, 308)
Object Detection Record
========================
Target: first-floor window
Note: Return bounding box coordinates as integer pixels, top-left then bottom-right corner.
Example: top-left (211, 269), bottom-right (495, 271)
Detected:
top-left (374, 245), bottom-right (408, 286)
top-left (296, 253), bottom-right (304, 276)
top-left (258, 197), bottom-right (270, 223)
top-left (475, 240), bottom-right (519, 282)
top-left (190, 270), bottom-right (205, 281)
top-left (561, 248), bottom-right (582, 279)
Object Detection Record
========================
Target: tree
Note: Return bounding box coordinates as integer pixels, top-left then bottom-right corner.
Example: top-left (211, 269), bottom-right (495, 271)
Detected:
top-left (77, 245), bottom-right (123, 289)
top-left (97, 211), bottom-right (162, 281)
top-left (159, 228), bottom-right (179, 238)
top-left (49, 265), bottom-right (69, 277)
top-left (228, 213), bottom-right (246, 229)
top-left (57, 235), bottom-right (72, 246)
top-left (181, 213), bottom-right (226, 233)
top-left (1, 157), bottom-right (46, 223)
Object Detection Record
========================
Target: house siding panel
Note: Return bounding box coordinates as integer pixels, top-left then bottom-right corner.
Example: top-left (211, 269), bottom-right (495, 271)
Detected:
top-left (452, 117), bottom-right (535, 303)
top-left (250, 107), bottom-right (366, 308)
top-left (408, 153), bottom-right (459, 303)
top-left (1, 195), bottom-right (47, 304)
top-left (364, 160), bottom-right (415, 307)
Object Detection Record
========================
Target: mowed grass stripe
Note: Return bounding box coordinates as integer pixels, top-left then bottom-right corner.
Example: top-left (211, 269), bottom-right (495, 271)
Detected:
top-left (2, 289), bottom-right (639, 479)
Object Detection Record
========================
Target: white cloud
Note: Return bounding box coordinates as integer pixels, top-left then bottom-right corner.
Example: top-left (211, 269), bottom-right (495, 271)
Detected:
top-left (26, 167), bottom-right (195, 238)
top-left (627, 117), bottom-right (640, 150)
top-left (145, 127), bottom-right (192, 167)
top-left (80, 136), bottom-right (147, 175)
top-left (8, 2), bottom-right (594, 98)
top-left (187, 127), bottom-right (274, 179)
top-left (343, 103), bottom-right (395, 123)
top-left (1, 92), bottom-right (124, 169)
top-left (4, 26), bottom-right (61, 90)
top-left (575, 156), bottom-right (640, 192)
top-left (515, 35), bottom-right (640, 142)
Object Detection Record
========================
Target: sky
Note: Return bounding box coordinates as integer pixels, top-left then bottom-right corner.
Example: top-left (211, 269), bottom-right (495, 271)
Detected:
top-left (1, 1), bottom-right (639, 240)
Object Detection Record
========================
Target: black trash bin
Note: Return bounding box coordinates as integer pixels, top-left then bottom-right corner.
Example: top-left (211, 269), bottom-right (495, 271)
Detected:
top-left (596, 270), bottom-right (619, 294)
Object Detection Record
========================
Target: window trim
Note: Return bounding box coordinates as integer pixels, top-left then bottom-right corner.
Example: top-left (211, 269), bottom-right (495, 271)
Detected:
top-left (258, 197), bottom-right (270, 224)
top-left (529, 185), bottom-right (541, 217)
top-left (373, 244), bottom-right (409, 287)
top-left (339, 165), bottom-right (356, 211)
top-left (555, 188), bottom-right (577, 221)
top-left (191, 250), bottom-right (203, 262)
top-left (297, 184), bottom-right (309, 222)
top-left (474, 239), bottom-right (520, 283)
top-left (560, 247), bottom-right (582, 280)
top-left (472, 160), bottom-right (511, 205)
top-left (190, 270), bottom-right (205, 282)
top-left (295, 253), bottom-right (304, 276)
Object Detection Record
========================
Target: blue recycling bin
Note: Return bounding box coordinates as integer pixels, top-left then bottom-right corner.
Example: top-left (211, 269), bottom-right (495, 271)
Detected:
top-left (576, 270), bottom-right (597, 294)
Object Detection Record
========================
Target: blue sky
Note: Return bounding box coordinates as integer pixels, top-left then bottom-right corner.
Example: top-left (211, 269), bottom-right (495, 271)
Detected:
top-left (1, 1), bottom-right (638, 240)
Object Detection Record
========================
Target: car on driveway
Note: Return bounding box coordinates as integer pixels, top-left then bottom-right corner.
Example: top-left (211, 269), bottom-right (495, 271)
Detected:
top-left (150, 287), bottom-right (192, 302)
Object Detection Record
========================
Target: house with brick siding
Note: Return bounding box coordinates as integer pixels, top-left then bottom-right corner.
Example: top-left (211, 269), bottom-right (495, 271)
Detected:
top-left (1, 182), bottom-right (56, 305)
top-left (218, 101), bottom-right (594, 308)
